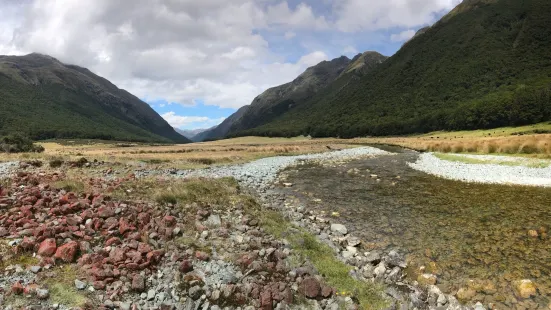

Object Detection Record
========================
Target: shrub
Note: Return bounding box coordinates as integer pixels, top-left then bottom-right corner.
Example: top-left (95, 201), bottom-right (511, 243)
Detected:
top-left (49, 158), bottom-right (64, 168)
top-left (0, 134), bottom-right (44, 153)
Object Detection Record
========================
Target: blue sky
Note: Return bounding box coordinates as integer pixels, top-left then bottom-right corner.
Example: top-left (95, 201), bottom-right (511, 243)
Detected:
top-left (0, 0), bottom-right (461, 129)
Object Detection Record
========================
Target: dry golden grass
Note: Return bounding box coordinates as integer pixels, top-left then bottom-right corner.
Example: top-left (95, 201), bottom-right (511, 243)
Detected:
top-left (356, 134), bottom-right (551, 158)
top-left (0, 136), bottom-right (356, 169)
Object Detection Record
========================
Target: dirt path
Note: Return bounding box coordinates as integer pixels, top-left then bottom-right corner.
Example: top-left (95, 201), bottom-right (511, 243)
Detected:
top-left (277, 148), bottom-right (551, 310)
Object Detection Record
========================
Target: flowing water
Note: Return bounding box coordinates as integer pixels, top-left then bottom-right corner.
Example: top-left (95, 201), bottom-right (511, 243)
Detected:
top-left (279, 148), bottom-right (551, 309)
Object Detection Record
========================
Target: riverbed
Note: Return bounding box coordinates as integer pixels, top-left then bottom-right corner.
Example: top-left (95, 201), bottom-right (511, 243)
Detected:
top-left (278, 148), bottom-right (551, 309)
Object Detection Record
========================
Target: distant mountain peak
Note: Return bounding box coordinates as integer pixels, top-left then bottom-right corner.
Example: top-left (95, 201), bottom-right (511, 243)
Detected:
top-left (342, 51), bottom-right (388, 75)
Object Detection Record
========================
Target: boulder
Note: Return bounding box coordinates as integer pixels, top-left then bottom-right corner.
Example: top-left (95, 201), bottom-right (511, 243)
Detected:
top-left (54, 241), bottom-right (79, 263)
top-left (131, 274), bottom-right (145, 292)
top-left (301, 277), bottom-right (321, 298)
top-left (37, 239), bottom-right (57, 257)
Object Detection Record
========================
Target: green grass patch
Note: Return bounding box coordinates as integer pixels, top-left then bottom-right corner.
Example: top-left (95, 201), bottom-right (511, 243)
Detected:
top-left (44, 265), bottom-right (89, 307)
top-left (52, 180), bottom-right (86, 193)
top-left (260, 210), bottom-right (387, 309)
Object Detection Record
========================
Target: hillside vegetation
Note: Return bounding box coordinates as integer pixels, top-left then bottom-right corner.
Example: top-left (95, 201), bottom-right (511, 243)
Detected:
top-left (0, 54), bottom-right (190, 143)
top-left (232, 0), bottom-right (551, 138)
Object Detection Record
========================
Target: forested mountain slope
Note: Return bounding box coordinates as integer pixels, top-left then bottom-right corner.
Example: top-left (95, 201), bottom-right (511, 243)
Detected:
top-left (0, 53), bottom-right (190, 143)
top-left (235, 0), bottom-right (551, 138)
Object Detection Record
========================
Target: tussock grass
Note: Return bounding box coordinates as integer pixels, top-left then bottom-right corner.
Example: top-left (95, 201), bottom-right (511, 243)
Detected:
top-left (52, 179), bottom-right (86, 193)
top-left (260, 210), bottom-right (387, 309)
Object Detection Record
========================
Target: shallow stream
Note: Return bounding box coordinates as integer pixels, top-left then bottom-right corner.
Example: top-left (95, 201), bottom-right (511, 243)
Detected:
top-left (280, 148), bottom-right (551, 309)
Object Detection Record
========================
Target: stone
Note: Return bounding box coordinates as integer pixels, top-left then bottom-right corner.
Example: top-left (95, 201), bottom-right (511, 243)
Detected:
top-left (54, 241), bottom-right (79, 262)
top-left (301, 277), bottom-right (321, 298)
top-left (132, 274), bottom-right (146, 292)
top-left (260, 289), bottom-right (273, 310)
top-left (204, 214), bottom-right (222, 228)
top-left (30, 266), bottom-right (41, 273)
top-left (474, 302), bottom-right (486, 310)
top-left (75, 279), bottom-right (87, 290)
top-left (373, 262), bottom-right (386, 279)
top-left (528, 230), bottom-right (538, 238)
top-left (347, 237), bottom-right (361, 247)
top-left (330, 224), bottom-right (347, 235)
top-left (417, 273), bottom-right (437, 286)
top-left (179, 260), bottom-right (194, 273)
top-left (36, 288), bottom-right (50, 299)
top-left (456, 287), bottom-right (476, 301)
top-left (364, 251), bottom-right (381, 263)
top-left (195, 251), bottom-right (210, 261)
top-left (385, 250), bottom-right (406, 268)
top-left (37, 238), bottom-right (57, 257)
top-left (345, 246), bottom-right (357, 254)
top-left (513, 279), bottom-right (537, 299)
top-left (147, 289), bottom-right (156, 300)
top-left (342, 251), bottom-right (354, 259)
top-left (12, 282), bottom-right (24, 294)
top-left (189, 285), bottom-right (203, 300)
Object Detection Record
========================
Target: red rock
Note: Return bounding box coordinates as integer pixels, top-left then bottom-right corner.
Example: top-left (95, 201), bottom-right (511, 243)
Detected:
top-left (105, 237), bottom-right (121, 246)
top-left (301, 277), bottom-right (321, 299)
top-left (12, 281), bottom-right (24, 295)
top-left (146, 250), bottom-right (164, 263)
top-left (109, 247), bottom-right (126, 263)
top-left (179, 260), bottom-right (193, 273)
top-left (321, 285), bottom-right (333, 298)
top-left (131, 274), bottom-right (145, 292)
top-left (38, 238), bottom-right (57, 257)
top-left (93, 281), bottom-right (106, 290)
top-left (195, 251), bottom-right (210, 261)
top-left (137, 243), bottom-right (152, 254)
top-left (97, 205), bottom-right (115, 218)
top-left (163, 215), bottom-right (176, 227)
top-left (119, 218), bottom-right (133, 235)
top-left (260, 289), bottom-right (273, 310)
top-left (54, 241), bottom-right (79, 262)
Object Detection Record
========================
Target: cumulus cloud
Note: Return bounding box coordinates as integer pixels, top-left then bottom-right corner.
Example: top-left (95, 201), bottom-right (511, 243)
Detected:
top-left (390, 29), bottom-right (416, 42)
top-left (161, 112), bottom-right (226, 129)
top-left (0, 0), bottom-right (463, 110)
top-left (334, 0), bottom-right (462, 32)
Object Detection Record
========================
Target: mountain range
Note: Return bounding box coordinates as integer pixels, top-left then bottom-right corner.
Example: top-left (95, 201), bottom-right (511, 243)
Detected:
top-left (0, 53), bottom-right (190, 143)
top-left (1, 0), bottom-right (550, 144)
top-left (199, 0), bottom-right (551, 140)
top-left (174, 127), bottom-right (214, 142)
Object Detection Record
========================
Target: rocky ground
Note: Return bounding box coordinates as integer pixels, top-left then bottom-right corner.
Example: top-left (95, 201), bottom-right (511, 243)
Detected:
top-left (409, 153), bottom-right (551, 187)
top-left (0, 147), bottom-right (513, 310)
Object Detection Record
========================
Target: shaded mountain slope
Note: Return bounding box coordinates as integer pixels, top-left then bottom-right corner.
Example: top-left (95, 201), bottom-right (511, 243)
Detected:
top-left (0, 53), bottom-right (190, 143)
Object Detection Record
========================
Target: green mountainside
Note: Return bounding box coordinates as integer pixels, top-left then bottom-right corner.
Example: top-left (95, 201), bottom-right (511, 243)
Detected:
top-left (199, 53), bottom-right (387, 141)
top-left (0, 53), bottom-right (190, 143)
top-left (231, 0), bottom-right (551, 138)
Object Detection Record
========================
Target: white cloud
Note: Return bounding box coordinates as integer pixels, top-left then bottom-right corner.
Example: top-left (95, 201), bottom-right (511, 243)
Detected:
top-left (342, 45), bottom-right (358, 56)
top-left (334, 0), bottom-right (462, 32)
top-left (161, 112), bottom-right (226, 129)
top-left (0, 0), bottom-right (463, 111)
top-left (390, 29), bottom-right (416, 42)
top-left (284, 31), bottom-right (296, 39)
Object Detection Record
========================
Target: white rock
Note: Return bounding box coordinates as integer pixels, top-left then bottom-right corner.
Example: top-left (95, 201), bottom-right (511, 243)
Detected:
top-left (330, 224), bottom-right (348, 235)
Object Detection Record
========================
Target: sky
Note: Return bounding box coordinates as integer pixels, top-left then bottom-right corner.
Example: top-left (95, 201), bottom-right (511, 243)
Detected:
top-left (0, 0), bottom-right (461, 130)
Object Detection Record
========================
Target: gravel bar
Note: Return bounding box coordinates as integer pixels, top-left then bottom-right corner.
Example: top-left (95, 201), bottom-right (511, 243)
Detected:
top-left (409, 153), bottom-right (551, 187)
top-left (168, 146), bottom-right (391, 188)
top-left (0, 161), bottom-right (18, 179)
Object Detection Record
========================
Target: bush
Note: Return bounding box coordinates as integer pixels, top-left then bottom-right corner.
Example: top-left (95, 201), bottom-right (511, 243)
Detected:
top-left (0, 134), bottom-right (44, 153)
top-left (49, 158), bottom-right (64, 168)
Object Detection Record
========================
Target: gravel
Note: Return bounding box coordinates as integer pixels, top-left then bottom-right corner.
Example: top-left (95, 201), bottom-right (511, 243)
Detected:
top-left (409, 153), bottom-right (551, 187)
top-left (154, 147), bottom-right (391, 188)
top-left (0, 162), bottom-right (18, 179)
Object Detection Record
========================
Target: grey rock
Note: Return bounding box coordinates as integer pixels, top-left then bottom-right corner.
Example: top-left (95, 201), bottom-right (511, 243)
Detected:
top-left (36, 288), bottom-right (49, 299)
top-left (385, 250), bottom-right (407, 268)
top-left (30, 266), bottom-right (41, 273)
top-left (147, 289), bottom-right (156, 300)
top-left (373, 262), bottom-right (386, 279)
top-left (330, 224), bottom-right (348, 235)
top-left (364, 251), bottom-right (381, 263)
top-left (75, 279), bottom-right (87, 290)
